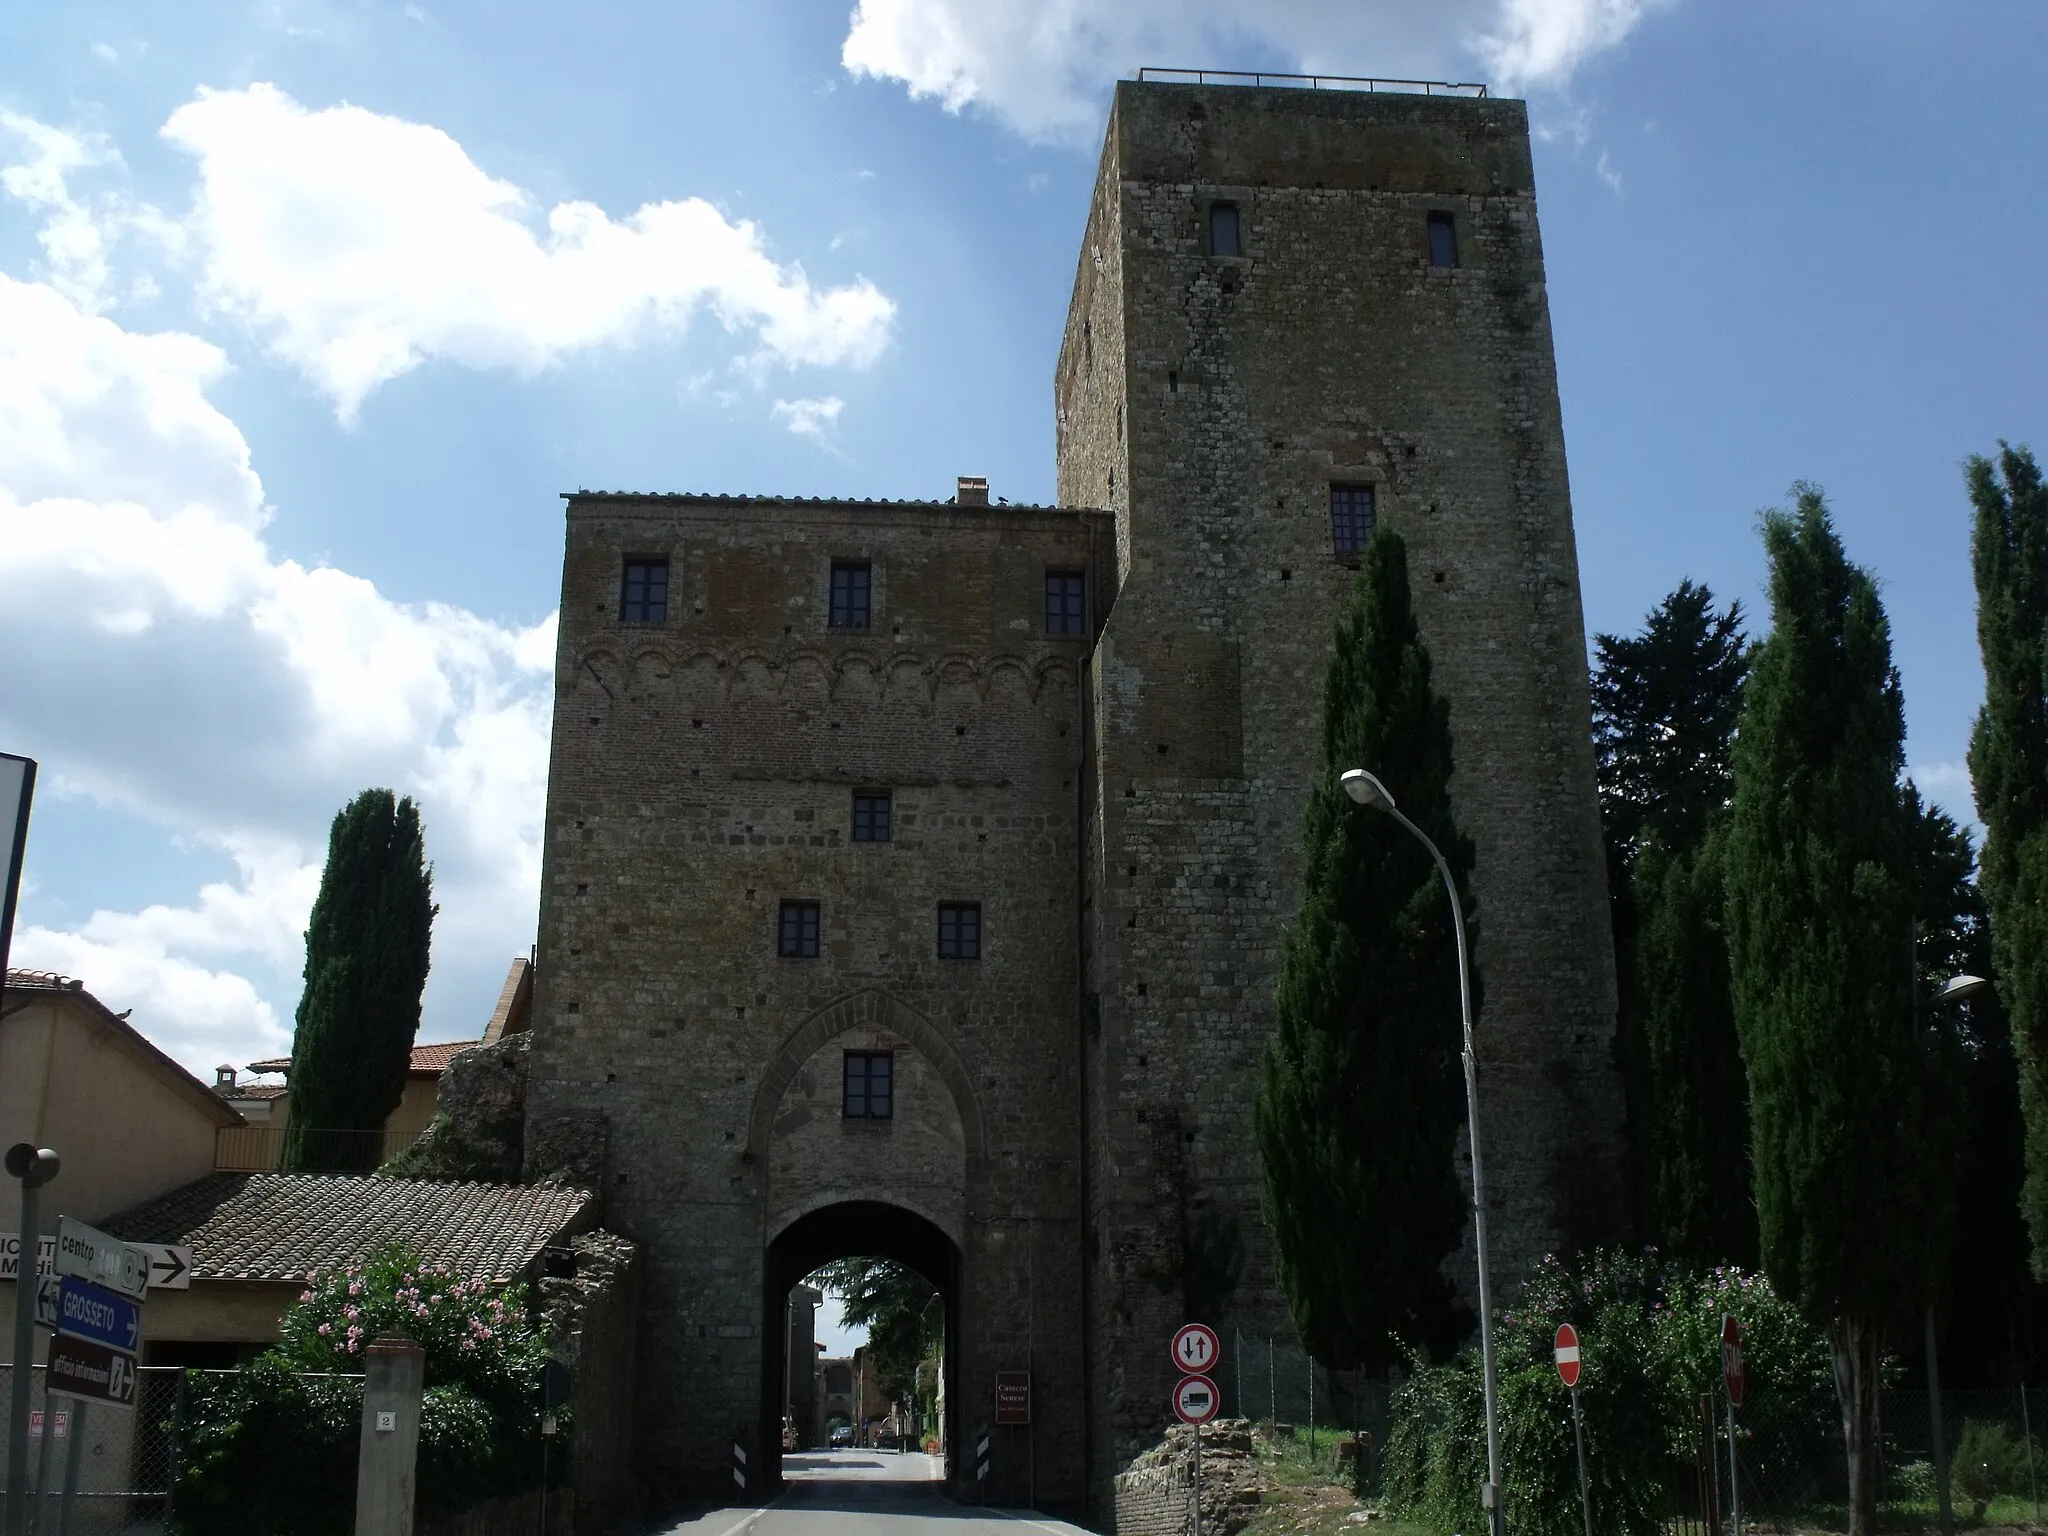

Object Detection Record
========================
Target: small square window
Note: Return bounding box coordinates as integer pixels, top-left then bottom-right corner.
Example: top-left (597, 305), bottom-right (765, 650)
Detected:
top-left (620, 558), bottom-right (669, 624)
top-left (937, 902), bottom-right (982, 960)
top-left (1208, 202), bottom-right (1240, 259)
top-left (1045, 572), bottom-right (1086, 637)
top-left (852, 791), bottom-right (892, 843)
top-left (830, 562), bottom-right (872, 629)
top-left (1427, 212), bottom-right (1459, 269)
top-left (778, 900), bottom-right (820, 959)
top-left (1331, 484), bottom-right (1376, 557)
top-left (843, 1052), bottom-right (893, 1120)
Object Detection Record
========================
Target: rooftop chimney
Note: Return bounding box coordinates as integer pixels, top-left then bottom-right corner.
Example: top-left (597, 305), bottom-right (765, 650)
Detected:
top-left (956, 476), bottom-right (989, 507)
top-left (215, 1065), bottom-right (237, 1092)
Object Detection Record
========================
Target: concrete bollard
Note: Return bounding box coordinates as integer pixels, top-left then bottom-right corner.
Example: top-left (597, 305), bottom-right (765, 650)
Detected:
top-left (355, 1334), bottom-right (425, 1536)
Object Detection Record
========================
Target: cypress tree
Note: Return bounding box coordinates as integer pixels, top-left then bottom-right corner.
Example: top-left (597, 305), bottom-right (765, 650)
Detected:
top-left (1724, 487), bottom-right (1954, 1536)
top-left (1256, 524), bottom-right (1473, 1370)
top-left (1966, 443), bottom-right (2048, 1275)
top-left (1591, 583), bottom-right (1750, 1260)
top-left (286, 789), bottom-right (436, 1172)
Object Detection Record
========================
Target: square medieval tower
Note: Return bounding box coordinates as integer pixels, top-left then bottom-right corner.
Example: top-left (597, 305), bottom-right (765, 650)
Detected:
top-left (1060, 77), bottom-right (1627, 1480)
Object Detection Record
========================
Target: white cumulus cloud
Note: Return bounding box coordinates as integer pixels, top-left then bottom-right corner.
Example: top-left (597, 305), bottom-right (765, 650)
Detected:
top-left (0, 260), bottom-right (555, 1076)
top-left (842, 0), bottom-right (1668, 142)
top-left (772, 395), bottom-right (845, 441)
top-left (160, 83), bottom-right (897, 420)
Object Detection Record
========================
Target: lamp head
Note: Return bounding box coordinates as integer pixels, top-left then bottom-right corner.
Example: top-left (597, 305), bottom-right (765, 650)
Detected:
top-left (1937, 973), bottom-right (1990, 1004)
top-left (4, 1143), bottom-right (60, 1188)
top-left (1340, 768), bottom-right (1396, 813)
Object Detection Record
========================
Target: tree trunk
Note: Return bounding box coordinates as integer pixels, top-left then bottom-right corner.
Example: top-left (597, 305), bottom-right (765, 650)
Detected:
top-left (1831, 1312), bottom-right (1884, 1536)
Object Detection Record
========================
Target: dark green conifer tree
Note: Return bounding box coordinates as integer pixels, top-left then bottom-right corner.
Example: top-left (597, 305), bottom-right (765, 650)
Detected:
top-left (1724, 487), bottom-right (1957, 1536)
top-left (1591, 583), bottom-right (1751, 1261)
top-left (1256, 524), bottom-right (1473, 1370)
top-left (286, 789), bottom-right (436, 1172)
top-left (1966, 443), bottom-right (2048, 1275)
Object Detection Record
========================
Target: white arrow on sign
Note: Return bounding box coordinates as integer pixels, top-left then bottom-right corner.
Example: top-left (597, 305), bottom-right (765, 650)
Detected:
top-left (34, 1274), bottom-right (62, 1331)
top-left (138, 1245), bottom-right (193, 1290)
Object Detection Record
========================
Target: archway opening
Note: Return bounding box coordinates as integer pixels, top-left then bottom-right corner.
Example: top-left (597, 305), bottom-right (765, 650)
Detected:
top-left (762, 1201), bottom-right (962, 1491)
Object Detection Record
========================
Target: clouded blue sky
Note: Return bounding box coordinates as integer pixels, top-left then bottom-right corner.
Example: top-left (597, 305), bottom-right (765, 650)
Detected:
top-left (2, 0), bottom-right (2041, 1105)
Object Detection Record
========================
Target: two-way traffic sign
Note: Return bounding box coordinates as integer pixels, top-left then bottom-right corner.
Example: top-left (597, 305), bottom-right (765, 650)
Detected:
top-left (1172, 1323), bottom-right (1220, 1375)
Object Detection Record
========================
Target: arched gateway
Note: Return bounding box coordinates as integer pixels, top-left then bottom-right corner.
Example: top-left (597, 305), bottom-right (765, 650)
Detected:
top-left (530, 73), bottom-right (1628, 1520)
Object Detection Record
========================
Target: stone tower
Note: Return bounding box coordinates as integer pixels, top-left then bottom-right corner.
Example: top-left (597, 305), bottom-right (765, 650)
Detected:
top-left (1058, 79), bottom-right (1626, 1482)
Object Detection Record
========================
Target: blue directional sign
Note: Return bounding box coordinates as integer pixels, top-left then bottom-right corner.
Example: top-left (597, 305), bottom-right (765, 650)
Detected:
top-left (57, 1276), bottom-right (142, 1355)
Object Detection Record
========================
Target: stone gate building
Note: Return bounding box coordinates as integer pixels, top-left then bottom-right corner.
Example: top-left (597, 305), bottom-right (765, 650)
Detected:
top-left (524, 76), bottom-right (1626, 1514)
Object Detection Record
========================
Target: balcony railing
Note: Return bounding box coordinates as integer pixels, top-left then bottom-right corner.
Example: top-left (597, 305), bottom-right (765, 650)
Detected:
top-left (214, 1125), bottom-right (424, 1174)
top-left (1137, 67), bottom-right (1489, 98)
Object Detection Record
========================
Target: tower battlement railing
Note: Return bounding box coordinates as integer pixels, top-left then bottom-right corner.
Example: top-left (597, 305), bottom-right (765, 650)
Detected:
top-left (1135, 66), bottom-right (1488, 97)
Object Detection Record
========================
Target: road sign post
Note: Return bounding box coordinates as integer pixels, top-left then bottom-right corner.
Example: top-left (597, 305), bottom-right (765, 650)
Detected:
top-left (1722, 1314), bottom-right (1745, 1536)
top-left (4, 1142), bottom-right (60, 1536)
top-left (1555, 1324), bottom-right (1593, 1536)
top-left (1173, 1373), bottom-right (1219, 1536)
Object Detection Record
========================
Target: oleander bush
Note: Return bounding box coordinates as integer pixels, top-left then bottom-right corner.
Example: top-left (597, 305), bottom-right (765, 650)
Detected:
top-left (171, 1243), bottom-right (558, 1535)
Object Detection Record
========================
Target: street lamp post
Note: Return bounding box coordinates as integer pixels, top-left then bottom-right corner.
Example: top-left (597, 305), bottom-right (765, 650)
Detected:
top-left (4, 1142), bottom-right (61, 1536)
top-left (1340, 768), bottom-right (1507, 1536)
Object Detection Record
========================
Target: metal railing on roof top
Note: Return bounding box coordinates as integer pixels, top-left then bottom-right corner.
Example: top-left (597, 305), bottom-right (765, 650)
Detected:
top-left (1137, 67), bottom-right (1489, 98)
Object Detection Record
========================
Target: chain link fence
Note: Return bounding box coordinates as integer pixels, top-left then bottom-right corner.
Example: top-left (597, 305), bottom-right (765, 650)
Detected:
top-left (1225, 1339), bottom-right (2048, 1533)
top-left (0, 1365), bottom-right (186, 1535)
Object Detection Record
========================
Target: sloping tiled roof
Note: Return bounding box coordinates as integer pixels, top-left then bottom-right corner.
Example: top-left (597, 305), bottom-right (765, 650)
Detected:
top-left (223, 1083), bottom-right (288, 1102)
top-left (102, 1174), bottom-right (591, 1283)
top-left (246, 1040), bottom-right (478, 1078)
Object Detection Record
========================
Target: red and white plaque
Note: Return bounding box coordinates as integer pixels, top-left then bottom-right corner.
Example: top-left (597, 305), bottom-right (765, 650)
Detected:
top-left (1554, 1323), bottom-right (1581, 1388)
top-left (1172, 1323), bottom-right (1221, 1375)
top-left (1174, 1374), bottom-right (1220, 1425)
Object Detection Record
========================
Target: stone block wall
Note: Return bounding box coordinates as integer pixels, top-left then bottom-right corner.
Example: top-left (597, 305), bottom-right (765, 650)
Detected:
top-left (528, 494), bottom-right (1112, 1501)
top-left (1056, 80), bottom-right (1626, 1500)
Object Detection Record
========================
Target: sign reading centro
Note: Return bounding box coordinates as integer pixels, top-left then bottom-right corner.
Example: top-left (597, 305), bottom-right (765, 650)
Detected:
top-left (55, 1217), bottom-right (149, 1301)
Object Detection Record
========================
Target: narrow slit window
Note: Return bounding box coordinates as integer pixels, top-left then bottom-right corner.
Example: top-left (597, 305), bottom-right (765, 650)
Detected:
top-left (778, 900), bottom-right (820, 958)
top-left (1331, 484), bottom-right (1376, 556)
top-left (1427, 212), bottom-right (1459, 269)
top-left (620, 557), bottom-right (669, 624)
top-left (1208, 202), bottom-right (1241, 259)
top-left (829, 562), bottom-right (871, 629)
top-left (938, 902), bottom-right (982, 960)
top-left (852, 791), bottom-right (892, 843)
top-left (1045, 572), bottom-right (1086, 637)
top-left (843, 1052), bottom-right (893, 1120)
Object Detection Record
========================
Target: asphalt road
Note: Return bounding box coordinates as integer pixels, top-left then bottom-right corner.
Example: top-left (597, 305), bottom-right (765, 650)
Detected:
top-left (652, 1448), bottom-right (1093, 1536)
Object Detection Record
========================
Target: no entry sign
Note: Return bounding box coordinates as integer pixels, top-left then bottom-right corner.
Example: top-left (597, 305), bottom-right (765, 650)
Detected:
top-left (1174, 1374), bottom-right (1220, 1425)
top-left (1721, 1314), bottom-right (1745, 1409)
top-left (1554, 1323), bottom-right (1582, 1388)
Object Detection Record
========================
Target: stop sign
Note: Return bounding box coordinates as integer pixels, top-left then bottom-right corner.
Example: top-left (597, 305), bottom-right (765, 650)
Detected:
top-left (1553, 1323), bottom-right (1581, 1388)
top-left (1721, 1313), bottom-right (1745, 1409)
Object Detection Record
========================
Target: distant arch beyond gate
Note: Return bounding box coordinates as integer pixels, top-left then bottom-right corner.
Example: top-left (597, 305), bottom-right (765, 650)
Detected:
top-left (761, 1201), bottom-right (963, 1489)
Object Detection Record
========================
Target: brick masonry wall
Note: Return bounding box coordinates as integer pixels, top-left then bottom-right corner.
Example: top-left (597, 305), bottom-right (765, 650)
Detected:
top-left (1056, 81), bottom-right (1627, 1504)
top-left (528, 495), bottom-right (1111, 1502)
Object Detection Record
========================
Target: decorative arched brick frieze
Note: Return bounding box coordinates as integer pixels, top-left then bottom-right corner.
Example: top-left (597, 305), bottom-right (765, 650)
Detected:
top-left (745, 987), bottom-right (987, 1165)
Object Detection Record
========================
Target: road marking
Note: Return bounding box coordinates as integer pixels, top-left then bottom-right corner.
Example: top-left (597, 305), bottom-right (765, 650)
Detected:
top-left (989, 1510), bottom-right (1089, 1535)
top-left (703, 1489), bottom-right (788, 1536)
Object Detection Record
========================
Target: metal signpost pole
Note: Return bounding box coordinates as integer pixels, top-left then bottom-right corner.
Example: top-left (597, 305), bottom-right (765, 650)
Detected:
top-left (55, 1400), bottom-right (86, 1536)
top-left (1192, 1421), bottom-right (1202, 1536)
top-left (1570, 1388), bottom-right (1593, 1536)
top-left (1721, 1314), bottom-right (1744, 1536)
top-left (4, 1146), bottom-right (59, 1536)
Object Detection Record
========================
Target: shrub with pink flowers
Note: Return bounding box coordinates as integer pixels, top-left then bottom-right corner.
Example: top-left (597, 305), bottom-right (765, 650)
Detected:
top-left (172, 1244), bottom-right (557, 1536)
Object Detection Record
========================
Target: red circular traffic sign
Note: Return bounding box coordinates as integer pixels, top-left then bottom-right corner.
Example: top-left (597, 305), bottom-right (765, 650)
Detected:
top-left (1174, 1374), bottom-right (1220, 1425)
top-left (1721, 1314), bottom-right (1746, 1409)
top-left (1172, 1323), bottom-right (1221, 1374)
top-left (1553, 1323), bottom-right (1582, 1388)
